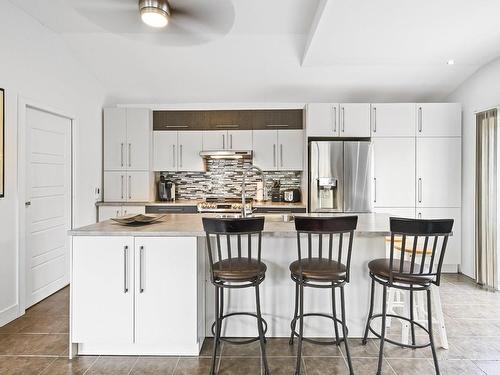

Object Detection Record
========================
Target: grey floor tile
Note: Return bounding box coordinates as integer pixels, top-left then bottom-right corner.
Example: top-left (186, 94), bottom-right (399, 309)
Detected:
top-left (0, 333), bottom-right (68, 355)
top-left (218, 357), bottom-right (261, 375)
top-left (304, 357), bottom-right (348, 375)
top-left (174, 357), bottom-right (218, 375)
top-left (85, 356), bottom-right (137, 375)
top-left (473, 360), bottom-right (500, 375)
top-left (387, 358), bottom-right (435, 375)
top-left (130, 357), bottom-right (179, 375)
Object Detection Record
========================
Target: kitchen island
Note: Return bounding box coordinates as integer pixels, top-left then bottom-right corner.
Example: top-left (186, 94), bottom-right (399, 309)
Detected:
top-left (68, 213), bottom-right (390, 357)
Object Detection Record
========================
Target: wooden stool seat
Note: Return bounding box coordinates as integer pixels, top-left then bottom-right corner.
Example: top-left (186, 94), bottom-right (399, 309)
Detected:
top-left (213, 258), bottom-right (267, 282)
top-left (290, 258), bottom-right (346, 282)
top-left (368, 258), bottom-right (433, 285)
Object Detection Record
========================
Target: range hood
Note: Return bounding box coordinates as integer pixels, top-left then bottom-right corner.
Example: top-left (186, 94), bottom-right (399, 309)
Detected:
top-left (199, 150), bottom-right (253, 160)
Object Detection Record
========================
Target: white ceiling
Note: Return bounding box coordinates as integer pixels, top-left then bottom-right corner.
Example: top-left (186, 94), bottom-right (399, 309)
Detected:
top-left (10, 0), bottom-right (500, 104)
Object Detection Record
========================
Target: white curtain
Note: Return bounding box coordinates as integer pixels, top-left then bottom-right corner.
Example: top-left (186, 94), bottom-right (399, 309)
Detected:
top-left (476, 108), bottom-right (499, 290)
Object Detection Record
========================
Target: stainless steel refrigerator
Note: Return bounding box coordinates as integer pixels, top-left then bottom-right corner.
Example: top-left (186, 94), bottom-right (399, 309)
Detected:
top-left (309, 141), bottom-right (373, 213)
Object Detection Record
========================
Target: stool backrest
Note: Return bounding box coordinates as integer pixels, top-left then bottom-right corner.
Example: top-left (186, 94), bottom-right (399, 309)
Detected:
top-left (202, 217), bottom-right (265, 280)
top-left (389, 217), bottom-right (454, 286)
top-left (295, 216), bottom-right (358, 282)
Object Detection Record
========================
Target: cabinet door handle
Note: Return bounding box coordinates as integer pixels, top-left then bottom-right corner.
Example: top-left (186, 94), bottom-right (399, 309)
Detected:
top-left (418, 106), bottom-right (423, 133)
top-left (230, 134), bottom-right (233, 149)
top-left (124, 246), bottom-right (129, 293)
top-left (341, 107), bottom-right (345, 132)
top-left (165, 125), bottom-right (189, 129)
top-left (180, 145), bottom-right (183, 168)
top-left (333, 106), bottom-right (337, 133)
top-left (266, 124), bottom-right (289, 128)
top-left (128, 175), bottom-right (132, 200)
top-left (139, 246), bottom-right (144, 293)
top-left (418, 178), bottom-right (422, 203)
top-left (121, 175), bottom-right (124, 199)
top-left (116, 210), bottom-right (120, 217)
top-left (120, 143), bottom-right (124, 167)
top-left (280, 144), bottom-right (283, 167)
top-left (173, 145), bottom-right (176, 168)
top-left (373, 177), bottom-right (377, 202)
top-left (222, 134), bottom-right (225, 149)
top-left (273, 144), bottom-right (276, 167)
top-left (128, 143), bottom-right (131, 167)
top-left (418, 212), bottom-right (422, 219)
top-left (373, 107), bottom-right (377, 133)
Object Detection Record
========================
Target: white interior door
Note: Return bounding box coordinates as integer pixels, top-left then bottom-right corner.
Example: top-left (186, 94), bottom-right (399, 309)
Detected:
top-left (25, 107), bottom-right (71, 307)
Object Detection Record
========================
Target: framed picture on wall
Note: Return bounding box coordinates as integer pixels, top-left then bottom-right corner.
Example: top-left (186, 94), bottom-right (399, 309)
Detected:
top-left (0, 88), bottom-right (4, 198)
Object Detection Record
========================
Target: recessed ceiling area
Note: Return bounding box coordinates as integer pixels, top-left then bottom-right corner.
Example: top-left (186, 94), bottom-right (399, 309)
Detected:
top-left (9, 0), bottom-right (500, 104)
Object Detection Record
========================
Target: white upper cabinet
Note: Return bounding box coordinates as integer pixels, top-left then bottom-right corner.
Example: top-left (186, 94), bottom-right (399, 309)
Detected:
top-left (278, 130), bottom-right (304, 171)
top-left (228, 130), bottom-right (252, 150)
top-left (416, 137), bottom-right (461, 208)
top-left (202, 130), bottom-right (253, 150)
top-left (417, 103), bottom-right (461, 137)
top-left (104, 108), bottom-right (127, 171)
top-left (104, 108), bottom-right (151, 171)
top-left (373, 138), bottom-right (415, 208)
top-left (253, 130), bottom-right (303, 171)
top-left (153, 131), bottom-right (204, 172)
top-left (371, 103), bottom-right (416, 137)
top-left (153, 131), bottom-right (177, 171)
top-left (306, 103), bottom-right (339, 137)
top-left (126, 109), bottom-right (151, 171)
top-left (253, 130), bottom-right (278, 171)
top-left (339, 103), bottom-right (371, 137)
top-left (202, 130), bottom-right (227, 150)
top-left (177, 131), bottom-right (204, 172)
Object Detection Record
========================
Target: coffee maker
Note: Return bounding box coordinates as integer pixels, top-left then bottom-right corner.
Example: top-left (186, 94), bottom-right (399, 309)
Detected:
top-left (158, 175), bottom-right (175, 201)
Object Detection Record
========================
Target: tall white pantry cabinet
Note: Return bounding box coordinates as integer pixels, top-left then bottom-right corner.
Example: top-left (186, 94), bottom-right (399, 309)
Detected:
top-left (306, 103), bottom-right (462, 269)
top-left (103, 108), bottom-right (153, 202)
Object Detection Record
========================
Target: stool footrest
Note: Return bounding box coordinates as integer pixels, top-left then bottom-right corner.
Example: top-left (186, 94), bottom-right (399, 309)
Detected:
top-left (290, 313), bottom-right (347, 345)
top-left (365, 313), bottom-right (431, 349)
top-left (211, 312), bottom-right (268, 345)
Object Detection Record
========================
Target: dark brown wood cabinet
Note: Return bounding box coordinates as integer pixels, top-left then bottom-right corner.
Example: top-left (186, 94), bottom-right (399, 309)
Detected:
top-left (153, 109), bottom-right (303, 131)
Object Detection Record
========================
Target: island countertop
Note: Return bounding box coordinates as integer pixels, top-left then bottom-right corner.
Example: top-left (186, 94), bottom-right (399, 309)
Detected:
top-left (69, 213), bottom-right (391, 237)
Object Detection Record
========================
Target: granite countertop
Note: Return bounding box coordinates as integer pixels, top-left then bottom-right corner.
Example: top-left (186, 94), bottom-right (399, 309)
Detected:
top-left (69, 213), bottom-right (391, 237)
top-left (96, 200), bottom-right (306, 208)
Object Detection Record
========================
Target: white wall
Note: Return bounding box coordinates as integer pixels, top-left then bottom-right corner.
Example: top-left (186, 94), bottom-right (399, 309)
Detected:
top-left (0, 1), bottom-right (105, 325)
top-left (447, 57), bottom-right (500, 278)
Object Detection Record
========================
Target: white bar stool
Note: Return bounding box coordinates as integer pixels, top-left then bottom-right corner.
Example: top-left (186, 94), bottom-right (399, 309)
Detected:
top-left (384, 237), bottom-right (449, 349)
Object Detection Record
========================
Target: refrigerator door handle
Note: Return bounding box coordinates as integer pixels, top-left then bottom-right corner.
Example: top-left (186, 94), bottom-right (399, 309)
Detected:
top-left (373, 177), bottom-right (377, 203)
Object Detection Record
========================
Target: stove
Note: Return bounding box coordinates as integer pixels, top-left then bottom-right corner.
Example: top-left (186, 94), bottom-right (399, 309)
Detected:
top-left (197, 198), bottom-right (253, 213)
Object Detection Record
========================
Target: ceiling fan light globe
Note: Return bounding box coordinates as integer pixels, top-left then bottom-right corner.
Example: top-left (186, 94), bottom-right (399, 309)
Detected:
top-left (141, 9), bottom-right (168, 28)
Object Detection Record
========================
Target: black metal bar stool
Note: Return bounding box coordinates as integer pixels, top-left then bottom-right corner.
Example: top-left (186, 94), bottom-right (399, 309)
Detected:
top-left (289, 216), bottom-right (358, 375)
top-left (362, 217), bottom-right (454, 375)
top-left (202, 217), bottom-right (270, 375)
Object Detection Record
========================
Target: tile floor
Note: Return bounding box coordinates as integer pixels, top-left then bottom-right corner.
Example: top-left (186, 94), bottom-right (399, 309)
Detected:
top-left (0, 274), bottom-right (500, 374)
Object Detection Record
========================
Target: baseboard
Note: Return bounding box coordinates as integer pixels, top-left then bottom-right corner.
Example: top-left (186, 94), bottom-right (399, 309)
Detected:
top-left (0, 304), bottom-right (21, 327)
top-left (442, 264), bottom-right (459, 273)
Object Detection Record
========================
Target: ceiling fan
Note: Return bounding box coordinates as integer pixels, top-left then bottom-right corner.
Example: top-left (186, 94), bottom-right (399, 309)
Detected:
top-left (70, 0), bottom-right (235, 46)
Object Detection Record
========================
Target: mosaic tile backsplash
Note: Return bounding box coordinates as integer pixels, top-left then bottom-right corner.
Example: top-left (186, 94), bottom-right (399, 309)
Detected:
top-left (158, 159), bottom-right (302, 200)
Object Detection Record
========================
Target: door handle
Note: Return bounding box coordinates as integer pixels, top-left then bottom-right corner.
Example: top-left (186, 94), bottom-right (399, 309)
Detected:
top-left (121, 175), bottom-right (124, 199)
top-left (25, 201), bottom-right (31, 206)
top-left (139, 246), bottom-right (144, 293)
top-left (124, 246), bottom-right (129, 293)
top-left (418, 178), bottom-right (422, 203)
top-left (128, 143), bottom-right (131, 167)
top-left (173, 145), bottom-right (176, 168)
top-left (273, 144), bottom-right (276, 167)
top-left (280, 144), bottom-right (283, 167)
top-left (418, 106), bottom-right (423, 133)
top-left (341, 107), bottom-right (345, 132)
top-left (373, 178), bottom-right (377, 203)
top-left (373, 107), bottom-right (377, 133)
top-left (333, 106), bottom-right (337, 133)
top-left (222, 134), bottom-right (225, 149)
top-left (120, 143), bottom-right (124, 167)
top-left (180, 145), bottom-right (183, 168)
top-left (128, 175), bottom-right (132, 200)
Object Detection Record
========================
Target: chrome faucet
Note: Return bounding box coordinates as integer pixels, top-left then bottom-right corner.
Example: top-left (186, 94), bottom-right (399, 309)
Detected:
top-left (241, 165), bottom-right (267, 217)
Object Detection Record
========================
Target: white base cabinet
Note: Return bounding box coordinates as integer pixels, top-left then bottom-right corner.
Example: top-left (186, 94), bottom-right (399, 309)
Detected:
top-left (71, 236), bottom-right (204, 356)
